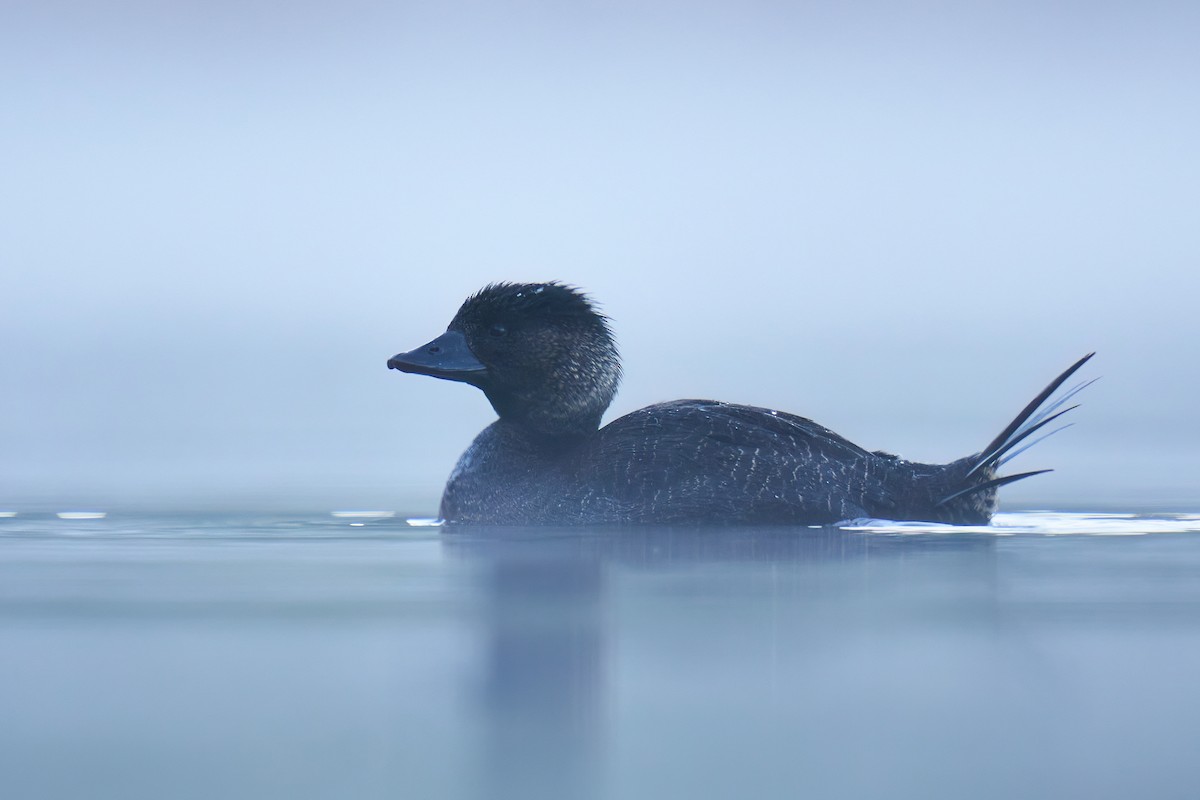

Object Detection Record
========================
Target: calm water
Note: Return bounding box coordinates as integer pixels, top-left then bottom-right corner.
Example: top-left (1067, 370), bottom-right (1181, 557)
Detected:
top-left (2, 511), bottom-right (1200, 800)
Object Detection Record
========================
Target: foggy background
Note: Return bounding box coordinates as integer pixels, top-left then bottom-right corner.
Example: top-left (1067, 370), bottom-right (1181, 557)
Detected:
top-left (2, 0), bottom-right (1197, 513)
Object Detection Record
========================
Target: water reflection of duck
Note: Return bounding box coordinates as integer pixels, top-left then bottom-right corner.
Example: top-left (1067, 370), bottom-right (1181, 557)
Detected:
top-left (388, 282), bottom-right (1093, 526)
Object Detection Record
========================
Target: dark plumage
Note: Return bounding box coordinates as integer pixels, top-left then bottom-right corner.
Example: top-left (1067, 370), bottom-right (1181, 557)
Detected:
top-left (387, 282), bottom-right (1093, 526)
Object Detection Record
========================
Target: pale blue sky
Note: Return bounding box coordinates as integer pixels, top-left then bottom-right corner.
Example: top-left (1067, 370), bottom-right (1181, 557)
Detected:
top-left (3, 1), bottom-right (1197, 511)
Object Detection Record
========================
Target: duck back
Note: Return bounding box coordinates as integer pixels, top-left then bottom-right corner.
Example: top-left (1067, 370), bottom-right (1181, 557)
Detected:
top-left (441, 400), bottom-right (972, 525)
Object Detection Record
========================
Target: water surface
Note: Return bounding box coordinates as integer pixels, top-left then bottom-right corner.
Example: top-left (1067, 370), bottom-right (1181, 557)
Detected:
top-left (2, 511), bottom-right (1199, 800)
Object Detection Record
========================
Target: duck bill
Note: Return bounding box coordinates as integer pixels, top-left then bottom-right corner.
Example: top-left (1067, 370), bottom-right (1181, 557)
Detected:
top-left (387, 329), bottom-right (488, 385)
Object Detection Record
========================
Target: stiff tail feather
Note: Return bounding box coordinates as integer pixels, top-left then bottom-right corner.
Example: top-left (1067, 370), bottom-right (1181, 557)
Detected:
top-left (935, 352), bottom-right (1096, 509)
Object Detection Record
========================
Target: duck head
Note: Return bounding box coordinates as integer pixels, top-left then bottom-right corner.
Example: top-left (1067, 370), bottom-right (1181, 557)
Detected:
top-left (388, 282), bottom-right (621, 438)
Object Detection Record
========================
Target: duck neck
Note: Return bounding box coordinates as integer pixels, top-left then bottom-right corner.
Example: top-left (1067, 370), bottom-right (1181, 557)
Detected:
top-left (483, 356), bottom-right (619, 442)
top-left (487, 392), bottom-right (605, 444)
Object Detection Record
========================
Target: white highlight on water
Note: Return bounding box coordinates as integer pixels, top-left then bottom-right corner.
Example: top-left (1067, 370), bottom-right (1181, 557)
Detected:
top-left (330, 511), bottom-right (396, 519)
top-left (841, 511), bottom-right (1200, 536)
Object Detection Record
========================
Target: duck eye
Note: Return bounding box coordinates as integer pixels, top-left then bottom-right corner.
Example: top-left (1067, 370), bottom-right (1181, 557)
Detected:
top-left (489, 323), bottom-right (508, 338)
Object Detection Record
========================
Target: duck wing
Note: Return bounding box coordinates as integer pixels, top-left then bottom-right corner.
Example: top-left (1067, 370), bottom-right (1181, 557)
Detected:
top-left (574, 399), bottom-right (891, 524)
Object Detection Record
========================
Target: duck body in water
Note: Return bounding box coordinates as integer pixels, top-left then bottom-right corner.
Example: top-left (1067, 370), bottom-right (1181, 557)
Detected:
top-left (388, 283), bottom-right (1093, 526)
